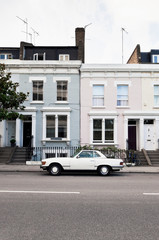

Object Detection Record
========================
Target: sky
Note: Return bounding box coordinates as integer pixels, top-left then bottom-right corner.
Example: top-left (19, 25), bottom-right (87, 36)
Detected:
top-left (1, 0), bottom-right (159, 64)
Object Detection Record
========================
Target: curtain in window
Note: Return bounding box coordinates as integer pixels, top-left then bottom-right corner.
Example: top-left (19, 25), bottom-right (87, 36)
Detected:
top-left (117, 85), bottom-right (128, 106)
top-left (93, 85), bottom-right (104, 106)
top-left (154, 85), bottom-right (159, 106)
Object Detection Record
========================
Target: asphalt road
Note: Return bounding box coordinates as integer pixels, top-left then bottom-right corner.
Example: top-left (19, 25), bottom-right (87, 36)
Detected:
top-left (0, 171), bottom-right (159, 240)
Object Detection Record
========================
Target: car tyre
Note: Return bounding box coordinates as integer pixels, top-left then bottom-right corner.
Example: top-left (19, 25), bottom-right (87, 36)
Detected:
top-left (49, 164), bottom-right (62, 176)
top-left (98, 165), bottom-right (110, 176)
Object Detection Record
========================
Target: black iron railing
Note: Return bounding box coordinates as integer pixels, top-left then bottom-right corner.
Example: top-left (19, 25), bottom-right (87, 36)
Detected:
top-left (25, 146), bottom-right (140, 165)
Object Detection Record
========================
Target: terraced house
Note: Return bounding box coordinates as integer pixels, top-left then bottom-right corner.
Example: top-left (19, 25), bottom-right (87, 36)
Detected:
top-left (80, 64), bottom-right (159, 153)
top-left (0, 28), bottom-right (84, 161)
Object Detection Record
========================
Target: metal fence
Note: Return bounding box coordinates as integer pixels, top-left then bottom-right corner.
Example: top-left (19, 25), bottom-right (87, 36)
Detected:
top-left (26, 146), bottom-right (138, 164)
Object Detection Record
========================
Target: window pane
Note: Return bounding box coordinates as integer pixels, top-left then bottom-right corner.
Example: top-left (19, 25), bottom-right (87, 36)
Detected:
top-left (57, 81), bottom-right (67, 101)
top-left (33, 81), bottom-right (43, 101)
top-left (105, 119), bottom-right (114, 142)
top-left (93, 119), bottom-right (102, 142)
top-left (58, 115), bottom-right (67, 138)
top-left (0, 54), bottom-right (5, 59)
top-left (93, 85), bottom-right (104, 106)
top-left (46, 116), bottom-right (55, 138)
top-left (117, 85), bottom-right (128, 106)
top-left (154, 85), bottom-right (159, 106)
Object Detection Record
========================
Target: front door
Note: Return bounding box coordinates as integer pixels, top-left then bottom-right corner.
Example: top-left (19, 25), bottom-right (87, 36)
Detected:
top-left (144, 120), bottom-right (155, 150)
top-left (23, 116), bottom-right (32, 147)
top-left (7, 121), bottom-right (16, 146)
top-left (128, 121), bottom-right (136, 150)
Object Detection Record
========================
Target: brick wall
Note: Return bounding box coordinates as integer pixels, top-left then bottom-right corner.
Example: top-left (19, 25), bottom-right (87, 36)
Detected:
top-left (127, 44), bottom-right (141, 64)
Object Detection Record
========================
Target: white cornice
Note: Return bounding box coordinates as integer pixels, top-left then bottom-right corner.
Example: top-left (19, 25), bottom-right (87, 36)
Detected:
top-left (0, 60), bottom-right (81, 74)
top-left (41, 107), bottom-right (71, 112)
top-left (80, 64), bottom-right (159, 78)
top-left (19, 107), bottom-right (37, 112)
top-left (123, 111), bottom-right (159, 116)
top-left (89, 111), bottom-right (119, 116)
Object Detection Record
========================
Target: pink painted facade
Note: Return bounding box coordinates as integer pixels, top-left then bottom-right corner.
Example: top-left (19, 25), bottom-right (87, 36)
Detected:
top-left (80, 64), bottom-right (159, 151)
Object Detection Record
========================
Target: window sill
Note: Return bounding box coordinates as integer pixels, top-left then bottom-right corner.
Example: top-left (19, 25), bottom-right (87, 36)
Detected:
top-left (116, 106), bottom-right (130, 109)
top-left (91, 142), bottom-right (115, 145)
top-left (42, 139), bottom-right (70, 142)
top-left (153, 106), bottom-right (159, 109)
top-left (55, 101), bottom-right (69, 105)
top-left (92, 106), bottom-right (105, 109)
top-left (30, 101), bottom-right (44, 105)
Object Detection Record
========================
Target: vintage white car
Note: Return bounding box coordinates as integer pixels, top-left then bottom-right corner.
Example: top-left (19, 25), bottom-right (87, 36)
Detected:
top-left (40, 150), bottom-right (124, 176)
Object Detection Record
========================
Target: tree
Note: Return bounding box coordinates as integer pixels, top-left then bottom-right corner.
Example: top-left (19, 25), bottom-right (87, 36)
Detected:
top-left (0, 64), bottom-right (29, 120)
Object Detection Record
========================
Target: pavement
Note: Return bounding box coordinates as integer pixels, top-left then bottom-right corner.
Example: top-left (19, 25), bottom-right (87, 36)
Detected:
top-left (0, 161), bottom-right (159, 173)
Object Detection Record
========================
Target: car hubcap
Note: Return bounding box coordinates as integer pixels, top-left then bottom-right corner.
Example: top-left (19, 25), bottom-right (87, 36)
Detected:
top-left (101, 167), bottom-right (108, 174)
top-left (52, 166), bottom-right (58, 173)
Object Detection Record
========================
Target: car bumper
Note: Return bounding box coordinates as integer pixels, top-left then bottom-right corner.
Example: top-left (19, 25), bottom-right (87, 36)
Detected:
top-left (40, 165), bottom-right (48, 170)
top-left (112, 166), bottom-right (124, 171)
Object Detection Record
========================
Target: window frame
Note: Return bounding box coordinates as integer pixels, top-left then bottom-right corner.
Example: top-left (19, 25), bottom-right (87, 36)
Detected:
top-left (89, 114), bottom-right (118, 146)
top-left (154, 85), bottom-right (159, 107)
top-left (92, 84), bottom-right (104, 107)
top-left (117, 84), bottom-right (129, 107)
top-left (33, 53), bottom-right (46, 60)
top-left (42, 110), bottom-right (71, 142)
top-left (46, 114), bottom-right (67, 139)
top-left (29, 77), bottom-right (46, 104)
top-left (32, 80), bottom-right (44, 101)
top-left (59, 54), bottom-right (70, 61)
top-left (57, 81), bottom-right (68, 102)
top-left (53, 77), bottom-right (70, 104)
top-left (92, 118), bottom-right (115, 144)
top-left (0, 53), bottom-right (12, 59)
top-left (152, 55), bottom-right (159, 63)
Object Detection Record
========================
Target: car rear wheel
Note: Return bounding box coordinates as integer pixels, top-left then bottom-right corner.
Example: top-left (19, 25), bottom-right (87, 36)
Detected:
top-left (49, 164), bottom-right (62, 176)
top-left (98, 165), bottom-right (110, 176)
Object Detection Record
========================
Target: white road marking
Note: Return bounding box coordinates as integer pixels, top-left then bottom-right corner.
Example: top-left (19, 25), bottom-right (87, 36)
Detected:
top-left (0, 190), bottom-right (80, 194)
top-left (143, 193), bottom-right (159, 196)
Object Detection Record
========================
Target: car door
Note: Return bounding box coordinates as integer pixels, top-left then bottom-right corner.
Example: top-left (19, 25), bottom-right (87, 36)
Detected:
top-left (70, 151), bottom-right (95, 170)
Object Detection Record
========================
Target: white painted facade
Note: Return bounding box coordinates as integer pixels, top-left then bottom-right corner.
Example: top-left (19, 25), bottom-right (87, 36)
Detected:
top-left (80, 64), bottom-right (159, 151)
top-left (0, 60), bottom-right (81, 148)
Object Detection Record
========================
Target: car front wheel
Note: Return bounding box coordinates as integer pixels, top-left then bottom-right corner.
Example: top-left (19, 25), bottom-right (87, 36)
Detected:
top-left (49, 164), bottom-right (62, 176)
top-left (98, 165), bottom-right (110, 176)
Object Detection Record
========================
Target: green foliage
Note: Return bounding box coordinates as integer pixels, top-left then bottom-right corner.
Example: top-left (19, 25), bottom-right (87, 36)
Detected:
top-left (0, 64), bottom-right (29, 120)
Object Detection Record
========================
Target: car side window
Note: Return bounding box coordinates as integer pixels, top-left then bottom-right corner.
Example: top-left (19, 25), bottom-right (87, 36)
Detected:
top-left (78, 151), bottom-right (93, 158)
top-left (94, 151), bottom-right (100, 157)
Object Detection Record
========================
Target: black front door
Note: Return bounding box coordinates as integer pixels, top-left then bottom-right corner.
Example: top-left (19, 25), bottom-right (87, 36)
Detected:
top-left (128, 125), bottom-right (136, 150)
top-left (23, 121), bottom-right (32, 147)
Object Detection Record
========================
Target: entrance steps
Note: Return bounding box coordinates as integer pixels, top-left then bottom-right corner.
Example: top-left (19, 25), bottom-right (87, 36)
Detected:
top-left (136, 150), bottom-right (159, 166)
top-left (146, 150), bottom-right (159, 166)
top-left (0, 147), bottom-right (16, 164)
top-left (11, 147), bottom-right (28, 164)
top-left (136, 151), bottom-right (148, 165)
top-left (0, 147), bottom-right (32, 164)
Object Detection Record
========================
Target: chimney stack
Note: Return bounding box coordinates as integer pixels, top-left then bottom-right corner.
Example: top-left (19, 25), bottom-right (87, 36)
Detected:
top-left (75, 28), bottom-right (85, 63)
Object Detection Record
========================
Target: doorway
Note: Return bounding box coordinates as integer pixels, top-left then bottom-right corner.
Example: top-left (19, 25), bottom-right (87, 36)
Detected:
top-left (23, 116), bottom-right (32, 147)
top-left (128, 120), bottom-right (136, 150)
top-left (144, 120), bottom-right (155, 150)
